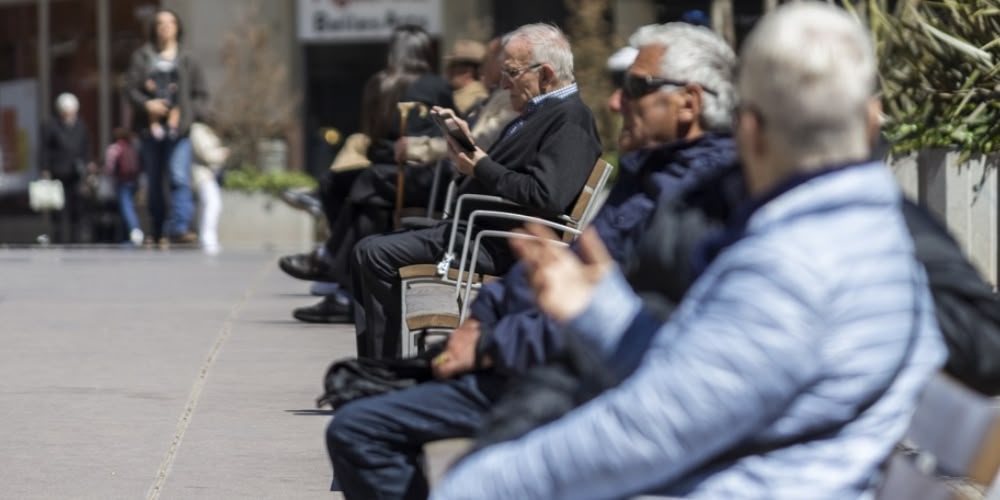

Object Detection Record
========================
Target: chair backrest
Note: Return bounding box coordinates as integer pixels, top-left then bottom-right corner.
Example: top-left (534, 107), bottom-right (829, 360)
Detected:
top-left (877, 373), bottom-right (1000, 499)
top-left (561, 159), bottom-right (613, 242)
top-left (568, 158), bottom-right (613, 225)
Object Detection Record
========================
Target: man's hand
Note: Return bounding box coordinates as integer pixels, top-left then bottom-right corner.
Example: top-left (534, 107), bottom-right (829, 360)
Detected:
top-left (510, 224), bottom-right (614, 323)
top-left (144, 98), bottom-right (169, 118)
top-left (446, 139), bottom-right (487, 176)
top-left (433, 107), bottom-right (487, 176)
top-left (432, 317), bottom-right (488, 379)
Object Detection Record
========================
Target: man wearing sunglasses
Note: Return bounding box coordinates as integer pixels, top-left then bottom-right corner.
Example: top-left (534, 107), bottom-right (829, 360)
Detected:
top-left (327, 23), bottom-right (743, 500)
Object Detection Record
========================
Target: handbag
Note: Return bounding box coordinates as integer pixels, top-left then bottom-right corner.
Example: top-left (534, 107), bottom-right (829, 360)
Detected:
top-left (28, 179), bottom-right (65, 212)
top-left (316, 344), bottom-right (444, 410)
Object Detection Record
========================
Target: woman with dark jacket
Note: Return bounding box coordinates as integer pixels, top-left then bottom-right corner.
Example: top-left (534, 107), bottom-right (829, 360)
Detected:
top-left (279, 24), bottom-right (455, 324)
top-left (41, 92), bottom-right (92, 243)
top-left (124, 8), bottom-right (208, 244)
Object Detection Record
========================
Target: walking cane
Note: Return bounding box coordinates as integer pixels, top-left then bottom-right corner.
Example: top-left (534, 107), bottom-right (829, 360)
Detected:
top-left (394, 101), bottom-right (426, 228)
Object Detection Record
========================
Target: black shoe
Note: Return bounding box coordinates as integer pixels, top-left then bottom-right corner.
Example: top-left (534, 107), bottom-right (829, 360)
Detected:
top-left (280, 189), bottom-right (323, 218)
top-left (279, 250), bottom-right (336, 281)
top-left (293, 297), bottom-right (353, 323)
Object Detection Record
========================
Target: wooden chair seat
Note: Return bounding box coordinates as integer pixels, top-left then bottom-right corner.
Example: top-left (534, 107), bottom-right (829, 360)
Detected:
top-left (399, 263), bottom-right (499, 285)
top-left (405, 282), bottom-right (460, 331)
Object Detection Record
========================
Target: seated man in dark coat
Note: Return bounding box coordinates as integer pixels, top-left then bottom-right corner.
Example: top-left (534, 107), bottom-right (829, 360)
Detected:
top-left (350, 23), bottom-right (602, 360)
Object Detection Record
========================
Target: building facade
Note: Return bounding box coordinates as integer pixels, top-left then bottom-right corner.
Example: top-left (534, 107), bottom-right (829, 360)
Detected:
top-left (0, 0), bottom-right (773, 193)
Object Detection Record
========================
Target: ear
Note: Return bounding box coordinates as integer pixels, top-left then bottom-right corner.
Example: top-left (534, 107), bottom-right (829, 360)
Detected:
top-left (739, 108), bottom-right (768, 161)
top-left (678, 84), bottom-right (704, 129)
top-left (539, 64), bottom-right (556, 87)
top-left (865, 97), bottom-right (883, 148)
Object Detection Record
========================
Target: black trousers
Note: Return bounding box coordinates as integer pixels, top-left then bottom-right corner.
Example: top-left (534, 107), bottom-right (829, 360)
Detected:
top-left (49, 177), bottom-right (81, 244)
top-left (350, 221), bottom-right (514, 359)
top-left (326, 373), bottom-right (506, 500)
top-left (319, 164), bottom-right (446, 292)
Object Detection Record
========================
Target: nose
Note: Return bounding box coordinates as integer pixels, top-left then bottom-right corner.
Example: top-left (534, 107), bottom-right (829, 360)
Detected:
top-left (501, 75), bottom-right (512, 90)
top-left (607, 89), bottom-right (623, 114)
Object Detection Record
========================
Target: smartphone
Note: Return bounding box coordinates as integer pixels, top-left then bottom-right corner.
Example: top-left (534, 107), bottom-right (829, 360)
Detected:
top-left (431, 111), bottom-right (476, 153)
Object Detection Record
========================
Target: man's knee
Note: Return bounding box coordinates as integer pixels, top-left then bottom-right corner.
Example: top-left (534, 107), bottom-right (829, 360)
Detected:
top-left (352, 234), bottom-right (383, 273)
top-left (326, 402), bottom-right (371, 455)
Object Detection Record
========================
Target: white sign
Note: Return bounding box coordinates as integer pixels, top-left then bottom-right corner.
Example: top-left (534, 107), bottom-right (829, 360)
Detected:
top-left (298, 0), bottom-right (442, 42)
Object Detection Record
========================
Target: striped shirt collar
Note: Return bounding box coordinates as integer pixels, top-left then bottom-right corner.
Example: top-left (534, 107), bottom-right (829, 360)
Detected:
top-left (526, 82), bottom-right (578, 113)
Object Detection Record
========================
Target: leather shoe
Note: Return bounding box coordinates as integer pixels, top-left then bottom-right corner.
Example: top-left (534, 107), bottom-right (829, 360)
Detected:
top-left (293, 297), bottom-right (352, 323)
top-left (280, 189), bottom-right (323, 218)
top-left (279, 250), bottom-right (336, 282)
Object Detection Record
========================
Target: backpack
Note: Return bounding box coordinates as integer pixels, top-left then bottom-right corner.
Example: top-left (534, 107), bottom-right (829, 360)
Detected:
top-left (114, 140), bottom-right (141, 180)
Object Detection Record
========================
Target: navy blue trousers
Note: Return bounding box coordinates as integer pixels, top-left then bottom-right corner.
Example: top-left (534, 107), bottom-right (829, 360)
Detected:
top-left (326, 373), bottom-right (505, 500)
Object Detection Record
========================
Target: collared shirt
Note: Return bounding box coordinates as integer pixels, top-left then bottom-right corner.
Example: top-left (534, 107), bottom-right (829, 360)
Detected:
top-left (499, 82), bottom-right (579, 142)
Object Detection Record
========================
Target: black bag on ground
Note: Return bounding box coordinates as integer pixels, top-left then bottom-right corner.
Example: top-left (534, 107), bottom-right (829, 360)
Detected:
top-left (317, 344), bottom-right (444, 410)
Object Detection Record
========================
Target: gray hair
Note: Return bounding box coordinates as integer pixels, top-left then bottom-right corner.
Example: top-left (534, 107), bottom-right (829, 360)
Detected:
top-left (629, 23), bottom-right (737, 132)
top-left (55, 93), bottom-right (79, 114)
top-left (502, 23), bottom-right (574, 83)
top-left (739, 1), bottom-right (877, 166)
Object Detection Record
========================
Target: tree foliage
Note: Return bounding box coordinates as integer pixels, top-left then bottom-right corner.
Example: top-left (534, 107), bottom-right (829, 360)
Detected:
top-left (845, 0), bottom-right (1000, 158)
top-left (213, 6), bottom-right (300, 170)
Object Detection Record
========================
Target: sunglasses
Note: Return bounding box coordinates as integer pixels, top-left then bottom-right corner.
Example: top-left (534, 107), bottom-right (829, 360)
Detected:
top-left (622, 74), bottom-right (719, 99)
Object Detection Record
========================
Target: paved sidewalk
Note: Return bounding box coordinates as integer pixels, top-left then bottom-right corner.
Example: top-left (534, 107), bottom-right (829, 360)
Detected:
top-left (0, 248), bottom-right (351, 499)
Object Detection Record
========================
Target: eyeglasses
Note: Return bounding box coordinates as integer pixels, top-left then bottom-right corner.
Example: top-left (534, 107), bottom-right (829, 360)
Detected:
top-left (622, 74), bottom-right (719, 99)
top-left (501, 63), bottom-right (543, 80)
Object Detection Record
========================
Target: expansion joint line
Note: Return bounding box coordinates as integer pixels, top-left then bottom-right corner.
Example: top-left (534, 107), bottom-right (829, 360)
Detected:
top-left (146, 261), bottom-right (271, 500)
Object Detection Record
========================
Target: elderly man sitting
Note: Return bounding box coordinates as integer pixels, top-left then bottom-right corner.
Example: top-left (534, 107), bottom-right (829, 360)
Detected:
top-left (432, 3), bottom-right (945, 499)
top-left (350, 23), bottom-right (602, 360)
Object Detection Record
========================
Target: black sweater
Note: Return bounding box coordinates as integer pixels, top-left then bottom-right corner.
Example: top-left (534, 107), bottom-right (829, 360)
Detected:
top-left (461, 92), bottom-right (601, 220)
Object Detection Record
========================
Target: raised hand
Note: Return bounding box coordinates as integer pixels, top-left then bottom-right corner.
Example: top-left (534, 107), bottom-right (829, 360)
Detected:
top-left (510, 224), bottom-right (614, 323)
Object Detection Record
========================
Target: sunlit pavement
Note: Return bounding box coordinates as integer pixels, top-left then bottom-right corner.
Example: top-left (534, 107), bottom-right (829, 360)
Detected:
top-left (0, 247), bottom-right (351, 499)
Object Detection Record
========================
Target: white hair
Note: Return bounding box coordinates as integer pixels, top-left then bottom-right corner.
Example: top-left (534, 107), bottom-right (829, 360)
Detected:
top-left (629, 23), bottom-right (737, 132)
top-left (502, 23), bottom-right (575, 83)
top-left (739, 1), bottom-right (876, 166)
top-left (55, 93), bottom-right (79, 114)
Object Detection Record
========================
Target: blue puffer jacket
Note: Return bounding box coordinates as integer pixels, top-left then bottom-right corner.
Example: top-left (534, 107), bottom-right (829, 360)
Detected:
top-left (470, 134), bottom-right (739, 374)
top-left (433, 162), bottom-right (946, 500)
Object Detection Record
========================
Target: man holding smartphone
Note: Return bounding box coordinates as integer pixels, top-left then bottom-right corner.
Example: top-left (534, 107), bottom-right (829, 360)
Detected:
top-left (350, 23), bottom-right (602, 361)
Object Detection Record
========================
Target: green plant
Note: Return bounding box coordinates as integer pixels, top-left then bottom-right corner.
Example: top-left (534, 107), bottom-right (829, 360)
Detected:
top-left (222, 166), bottom-right (317, 195)
top-left (845, 0), bottom-right (1000, 159)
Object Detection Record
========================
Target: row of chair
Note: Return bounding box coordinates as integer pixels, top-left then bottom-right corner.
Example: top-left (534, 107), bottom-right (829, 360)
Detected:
top-left (395, 158), bottom-right (612, 357)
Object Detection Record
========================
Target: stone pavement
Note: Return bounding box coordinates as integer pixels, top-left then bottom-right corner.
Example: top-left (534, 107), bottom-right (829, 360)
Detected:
top-left (0, 247), bottom-right (352, 499)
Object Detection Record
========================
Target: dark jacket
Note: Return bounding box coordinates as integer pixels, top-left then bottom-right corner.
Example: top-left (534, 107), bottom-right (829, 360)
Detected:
top-left (460, 92), bottom-right (602, 221)
top-left (470, 134), bottom-right (740, 375)
top-left (41, 119), bottom-right (90, 181)
top-left (903, 201), bottom-right (1000, 395)
top-left (124, 44), bottom-right (208, 137)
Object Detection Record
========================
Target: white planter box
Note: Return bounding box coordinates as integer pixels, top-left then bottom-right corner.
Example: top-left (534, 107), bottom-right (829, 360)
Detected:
top-left (891, 150), bottom-right (999, 286)
top-left (217, 190), bottom-right (315, 251)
